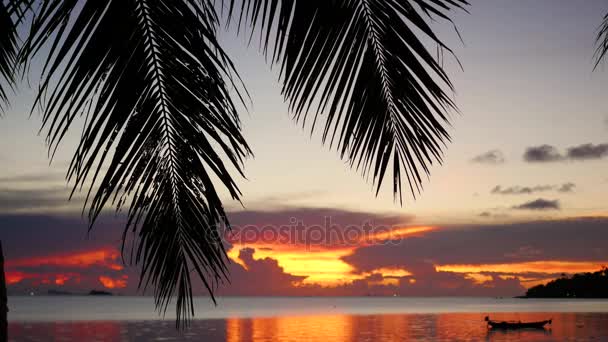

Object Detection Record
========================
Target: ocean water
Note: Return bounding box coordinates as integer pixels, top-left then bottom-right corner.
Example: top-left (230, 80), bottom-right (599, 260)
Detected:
top-left (7, 296), bottom-right (608, 341)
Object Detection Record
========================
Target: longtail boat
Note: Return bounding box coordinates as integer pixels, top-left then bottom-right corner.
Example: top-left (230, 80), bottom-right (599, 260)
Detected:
top-left (485, 316), bottom-right (551, 329)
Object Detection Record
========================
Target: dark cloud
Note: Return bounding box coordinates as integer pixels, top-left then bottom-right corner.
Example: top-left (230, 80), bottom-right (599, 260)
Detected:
top-left (512, 198), bottom-right (560, 211)
top-left (471, 150), bottom-right (505, 165)
top-left (225, 207), bottom-right (414, 247)
top-left (566, 143), bottom-right (608, 161)
top-left (0, 214), bottom-right (124, 260)
top-left (477, 211), bottom-right (510, 220)
top-left (0, 171), bottom-right (84, 213)
top-left (491, 185), bottom-right (552, 195)
top-left (524, 143), bottom-right (608, 162)
top-left (557, 182), bottom-right (576, 193)
top-left (217, 248), bottom-right (307, 296)
top-left (523, 145), bottom-right (563, 162)
top-left (0, 187), bottom-right (76, 213)
top-left (491, 183), bottom-right (575, 195)
top-left (343, 217), bottom-right (608, 269)
top-left (228, 207), bottom-right (412, 228)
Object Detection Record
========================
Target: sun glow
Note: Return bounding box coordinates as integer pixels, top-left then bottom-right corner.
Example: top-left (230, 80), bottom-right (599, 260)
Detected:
top-left (229, 244), bottom-right (360, 285)
top-left (98, 275), bottom-right (128, 289)
top-left (226, 226), bottom-right (435, 286)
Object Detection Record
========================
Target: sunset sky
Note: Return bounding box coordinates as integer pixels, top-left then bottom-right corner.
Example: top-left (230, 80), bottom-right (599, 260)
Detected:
top-left (1, 0), bottom-right (608, 297)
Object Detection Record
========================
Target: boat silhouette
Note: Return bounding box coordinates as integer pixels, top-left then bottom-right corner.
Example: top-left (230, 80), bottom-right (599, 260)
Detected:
top-left (485, 316), bottom-right (552, 330)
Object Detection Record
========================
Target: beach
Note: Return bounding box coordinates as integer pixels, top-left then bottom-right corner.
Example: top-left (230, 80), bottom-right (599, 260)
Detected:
top-left (7, 297), bottom-right (608, 341)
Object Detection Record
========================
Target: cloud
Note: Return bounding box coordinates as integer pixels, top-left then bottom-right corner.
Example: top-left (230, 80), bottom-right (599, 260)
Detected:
top-left (491, 185), bottom-right (552, 195)
top-left (471, 150), bottom-right (505, 165)
top-left (225, 207), bottom-right (415, 247)
top-left (0, 171), bottom-right (66, 185)
top-left (341, 217), bottom-right (608, 296)
top-left (523, 145), bottom-right (563, 162)
top-left (557, 182), bottom-right (576, 193)
top-left (5, 213), bottom-right (608, 297)
top-left (342, 217), bottom-right (608, 268)
top-left (0, 188), bottom-right (78, 213)
top-left (219, 248), bottom-right (526, 297)
top-left (228, 207), bottom-right (412, 228)
top-left (524, 143), bottom-right (608, 162)
top-left (491, 183), bottom-right (575, 195)
top-left (566, 143), bottom-right (608, 160)
top-left (512, 198), bottom-right (560, 211)
top-left (217, 248), bottom-right (307, 296)
top-left (477, 211), bottom-right (510, 220)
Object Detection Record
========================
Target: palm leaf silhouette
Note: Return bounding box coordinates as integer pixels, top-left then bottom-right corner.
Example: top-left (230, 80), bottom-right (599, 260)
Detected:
top-left (595, 12), bottom-right (608, 68)
top-left (8, 0), bottom-right (468, 326)
top-left (20, 0), bottom-right (251, 325)
top-left (0, 0), bottom-right (24, 113)
top-left (233, 0), bottom-right (468, 202)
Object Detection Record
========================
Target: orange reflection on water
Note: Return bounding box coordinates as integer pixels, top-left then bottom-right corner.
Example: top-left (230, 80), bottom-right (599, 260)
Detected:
top-left (8, 312), bottom-right (608, 341)
top-left (223, 312), bottom-right (608, 342)
top-left (227, 315), bottom-right (354, 342)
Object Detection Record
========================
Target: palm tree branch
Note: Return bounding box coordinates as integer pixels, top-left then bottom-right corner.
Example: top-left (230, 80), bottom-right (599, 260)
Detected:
top-left (594, 12), bottom-right (608, 69)
top-left (235, 0), bottom-right (467, 203)
top-left (19, 0), bottom-right (251, 326)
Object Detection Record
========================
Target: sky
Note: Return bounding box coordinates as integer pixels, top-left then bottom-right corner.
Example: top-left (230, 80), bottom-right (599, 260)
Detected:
top-left (1, 0), bottom-right (608, 297)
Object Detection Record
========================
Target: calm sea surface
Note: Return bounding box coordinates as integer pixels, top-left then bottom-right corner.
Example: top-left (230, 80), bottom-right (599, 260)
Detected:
top-left (7, 296), bottom-right (608, 341)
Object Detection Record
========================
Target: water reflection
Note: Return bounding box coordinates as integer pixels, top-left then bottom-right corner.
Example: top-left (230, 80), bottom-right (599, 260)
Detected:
top-left (224, 313), bottom-right (605, 342)
top-left (486, 328), bottom-right (552, 342)
top-left (9, 312), bottom-right (608, 341)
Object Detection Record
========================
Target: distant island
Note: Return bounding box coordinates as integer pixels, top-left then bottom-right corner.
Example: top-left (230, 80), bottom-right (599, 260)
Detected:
top-left (88, 290), bottom-right (113, 296)
top-left (47, 289), bottom-right (73, 296)
top-left (523, 267), bottom-right (608, 298)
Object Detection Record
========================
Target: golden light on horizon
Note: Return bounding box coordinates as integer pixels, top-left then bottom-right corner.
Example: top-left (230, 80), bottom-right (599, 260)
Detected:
top-left (228, 244), bottom-right (359, 285)
top-left (436, 260), bottom-right (607, 275)
top-left (225, 225), bottom-right (436, 286)
top-left (228, 243), bottom-right (419, 286)
top-left (464, 273), bottom-right (493, 284)
top-left (437, 260), bottom-right (608, 288)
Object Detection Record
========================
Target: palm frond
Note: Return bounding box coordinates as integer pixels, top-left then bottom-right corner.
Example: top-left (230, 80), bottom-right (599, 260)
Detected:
top-left (594, 12), bottom-right (608, 69)
top-left (0, 0), bottom-right (22, 113)
top-left (234, 0), bottom-right (468, 202)
top-left (20, 0), bottom-right (250, 325)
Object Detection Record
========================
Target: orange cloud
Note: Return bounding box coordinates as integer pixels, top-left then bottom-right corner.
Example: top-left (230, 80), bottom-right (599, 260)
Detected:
top-left (436, 261), bottom-right (607, 275)
top-left (225, 226), bottom-right (434, 287)
top-left (5, 247), bottom-right (126, 287)
top-left (98, 275), bottom-right (128, 289)
top-left (436, 261), bottom-right (608, 288)
top-left (54, 274), bottom-right (70, 285)
top-left (5, 271), bottom-right (26, 285)
top-left (6, 247), bottom-right (123, 271)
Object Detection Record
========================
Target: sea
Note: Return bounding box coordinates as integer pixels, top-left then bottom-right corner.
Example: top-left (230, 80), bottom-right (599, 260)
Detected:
top-left (7, 296), bottom-right (608, 341)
